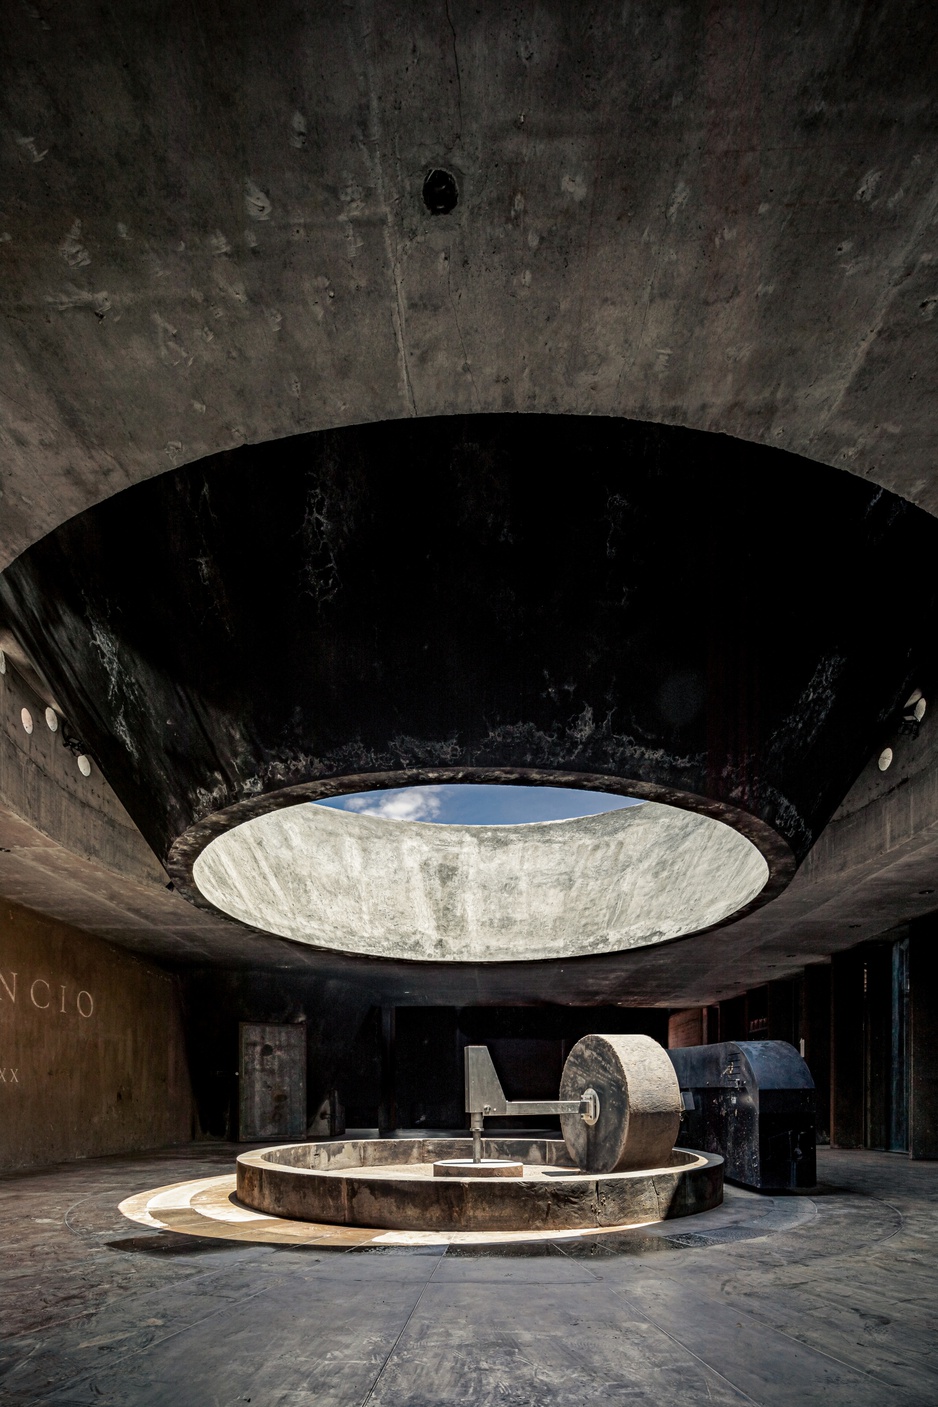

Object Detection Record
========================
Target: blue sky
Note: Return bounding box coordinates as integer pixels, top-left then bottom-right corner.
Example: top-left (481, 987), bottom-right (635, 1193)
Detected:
top-left (313, 784), bottom-right (643, 825)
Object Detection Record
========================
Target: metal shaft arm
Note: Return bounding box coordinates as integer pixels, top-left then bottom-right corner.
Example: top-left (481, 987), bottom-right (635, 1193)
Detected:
top-left (464, 1045), bottom-right (599, 1162)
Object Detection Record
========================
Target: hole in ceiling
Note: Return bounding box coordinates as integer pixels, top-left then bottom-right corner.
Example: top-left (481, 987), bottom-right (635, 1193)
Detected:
top-left (191, 792), bottom-right (770, 964)
top-left (313, 783), bottom-right (643, 826)
top-left (423, 168), bottom-right (458, 214)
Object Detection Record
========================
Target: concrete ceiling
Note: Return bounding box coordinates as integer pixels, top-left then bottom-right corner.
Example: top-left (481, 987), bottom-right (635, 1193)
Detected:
top-left (1, 639), bottom-right (937, 1002)
top-left (2, 0), bottom-right (938, 578)
top-left (3, 1), bottom-right (938, 1001)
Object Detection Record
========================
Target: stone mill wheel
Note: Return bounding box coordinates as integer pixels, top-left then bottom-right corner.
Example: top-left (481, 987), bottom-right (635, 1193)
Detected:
top-left (559, 1033), bottom-right (682, 1173)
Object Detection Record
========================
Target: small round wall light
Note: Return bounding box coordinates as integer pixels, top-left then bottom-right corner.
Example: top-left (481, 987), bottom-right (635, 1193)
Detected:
top-left (45, 707), bottom-right (58, 732)
top-left (20, 707), bottom-right (33, 735)
top-left (914, 697), bottom-right (927, 721)
top-left (878, 747), bottom-right (893, 771)
top-left (0, 650), bottom-right (6, 675)
top-left (905, 688), bottom-right (923, 707)
top-left (77, 754), bottom-right (92, 777)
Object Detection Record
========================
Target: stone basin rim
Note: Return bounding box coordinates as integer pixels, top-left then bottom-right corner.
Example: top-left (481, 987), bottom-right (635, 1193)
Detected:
top-left (242, 1138), bottom-right (709, 1177)
top-left (235, 1138), bottom-right (725, 1232)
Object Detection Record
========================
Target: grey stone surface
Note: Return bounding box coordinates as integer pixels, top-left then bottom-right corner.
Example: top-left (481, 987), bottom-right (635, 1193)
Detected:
top-left (236, 1137), bottom-right (719, 1231)
top-left (0, 1146), bottom-right (935, 1405)
top-left (560, 1034), bottom-right (682, 1173)
top-left (192, 799), bottom-right (768, 961)
top-left (433, 1159), bottom-right (523, 1178)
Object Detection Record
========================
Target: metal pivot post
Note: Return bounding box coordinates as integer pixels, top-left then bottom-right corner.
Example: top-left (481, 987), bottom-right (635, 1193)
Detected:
top-left (464, 1045), bottom-right (600, 1163)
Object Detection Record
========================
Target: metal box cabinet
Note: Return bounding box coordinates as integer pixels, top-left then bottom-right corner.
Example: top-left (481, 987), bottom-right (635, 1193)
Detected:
top-left (668, 1040), bottom-right (816, 1190)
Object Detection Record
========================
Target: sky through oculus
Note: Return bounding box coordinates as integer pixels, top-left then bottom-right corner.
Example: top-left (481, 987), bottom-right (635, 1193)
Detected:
top-left (313, 783), bottom-right (643, 826)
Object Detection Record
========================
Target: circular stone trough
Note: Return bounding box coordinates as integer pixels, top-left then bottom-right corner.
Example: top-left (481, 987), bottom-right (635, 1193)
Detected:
top-left (236, 1138), bottom-right (723, 1233)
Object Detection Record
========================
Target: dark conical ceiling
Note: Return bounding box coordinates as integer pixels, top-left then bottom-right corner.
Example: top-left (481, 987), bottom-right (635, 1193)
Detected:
top-left (3, 2), bottom-right (938, 1002)
top-left (1, 414), bottom-right (936, 997)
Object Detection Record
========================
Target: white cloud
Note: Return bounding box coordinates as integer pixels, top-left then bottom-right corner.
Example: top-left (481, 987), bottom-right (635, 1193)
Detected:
top-left (319, 783), bottom-right (646, 825)
top-left (343, 786), bottom-right (445, 822)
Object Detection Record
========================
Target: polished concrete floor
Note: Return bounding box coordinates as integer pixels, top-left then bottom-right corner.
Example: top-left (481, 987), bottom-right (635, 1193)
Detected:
top-left (0, 1145), bottom-right (935, 1406)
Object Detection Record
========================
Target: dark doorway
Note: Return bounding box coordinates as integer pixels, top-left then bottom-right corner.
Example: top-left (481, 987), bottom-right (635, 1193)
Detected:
top-left (863, 933), bottom-right (910, 1152)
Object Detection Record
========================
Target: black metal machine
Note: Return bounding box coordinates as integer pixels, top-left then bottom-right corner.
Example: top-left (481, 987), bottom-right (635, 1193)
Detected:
top-left (667, 1041), bottom-right (816, 1190)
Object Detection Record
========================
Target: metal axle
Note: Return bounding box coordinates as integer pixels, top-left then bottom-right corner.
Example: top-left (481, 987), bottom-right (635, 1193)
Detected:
top-left (464, 1045), bottom-right (600, 1163)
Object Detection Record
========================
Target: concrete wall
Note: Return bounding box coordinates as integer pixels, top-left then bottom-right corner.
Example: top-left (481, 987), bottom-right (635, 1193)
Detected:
top-left (0, 899), bottom-right (192, 1171)
top-left (910, 919), bottom-right (938, 1160)
top-left (667, 1009), bottom-right (706, 1049)
top-left (0, 647), bottom-right (166, 891)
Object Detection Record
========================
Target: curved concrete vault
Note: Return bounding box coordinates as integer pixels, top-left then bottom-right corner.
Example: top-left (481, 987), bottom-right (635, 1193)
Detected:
top-left (2, 3), bottom-right (938, 1003)
top-left (1, 413), bottom-right (937, 996)
top-left (1, 1), bottom-right (938, 575)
